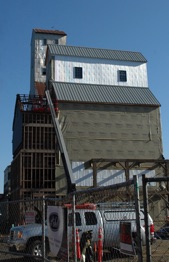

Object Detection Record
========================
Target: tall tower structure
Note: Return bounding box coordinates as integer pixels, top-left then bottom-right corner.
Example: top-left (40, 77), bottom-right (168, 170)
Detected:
top-left (30, 28), bottom-right (67, 95)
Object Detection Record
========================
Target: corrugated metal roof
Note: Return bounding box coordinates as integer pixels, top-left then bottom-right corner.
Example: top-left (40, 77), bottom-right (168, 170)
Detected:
top-left (52, 82), bottom-right (160, 106)
top-left (48, 44), bottom-right (147, 62)
top-left (33, 28), bottom-right (67, 36)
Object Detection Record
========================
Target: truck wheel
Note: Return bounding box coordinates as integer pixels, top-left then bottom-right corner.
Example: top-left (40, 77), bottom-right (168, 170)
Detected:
top-left (28, 240), bottom-right (43, 259)
top-left (27, 239), bottom-right (49, 260)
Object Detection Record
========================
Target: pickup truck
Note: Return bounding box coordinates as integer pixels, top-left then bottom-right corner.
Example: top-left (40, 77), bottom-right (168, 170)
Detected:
top-left (8, 203), bottom-right (155, 260)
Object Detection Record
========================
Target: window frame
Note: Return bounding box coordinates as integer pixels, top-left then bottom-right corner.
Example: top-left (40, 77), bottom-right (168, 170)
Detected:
top-left (41, 67), bottom-right (46, 76)
top-left (84, 212), bottom-right (97, 225)
top-left (43, 39), bottom-right (47, 45)
top-left (119, 70), bottom-right (127, 82)
top-left (68, 212), bottom-right (82, 226)
top-left (74, 67), bottom-right (83, 79)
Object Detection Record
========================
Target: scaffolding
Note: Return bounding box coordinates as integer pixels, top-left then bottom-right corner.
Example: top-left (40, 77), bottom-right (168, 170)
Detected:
top-left (17, 94), bottom-right (58, 113)
top-left (11, 94), bottom-right (60, 201)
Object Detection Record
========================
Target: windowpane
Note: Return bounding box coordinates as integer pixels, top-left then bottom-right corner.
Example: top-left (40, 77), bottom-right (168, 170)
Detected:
top-left (119, 70), bottom-right (127, 82)
top-left (43, 39), bottom-right (47, 45)
top-left (68, 212), bottom-right (82, 226)
top-left (42, 67), bottom-right (46, 76)
top-left (75, 67), bottom-right (83, 78)
top-left (85, 212), bottom-right (97, 225)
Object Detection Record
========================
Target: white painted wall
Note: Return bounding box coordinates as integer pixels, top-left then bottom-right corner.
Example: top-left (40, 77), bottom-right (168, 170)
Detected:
top-left (54, 56), bottom-right (148, 87)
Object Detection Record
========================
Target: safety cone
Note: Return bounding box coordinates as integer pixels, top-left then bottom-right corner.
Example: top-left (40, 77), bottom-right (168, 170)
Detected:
top-left (76, 228), bottom-right (81, 259)
top-left (98, 227), bottom-right (103, 262)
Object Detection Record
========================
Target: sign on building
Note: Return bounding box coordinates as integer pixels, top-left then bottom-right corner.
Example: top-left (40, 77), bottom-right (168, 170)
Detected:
top-left (25, 211), bottom-right (35, 224)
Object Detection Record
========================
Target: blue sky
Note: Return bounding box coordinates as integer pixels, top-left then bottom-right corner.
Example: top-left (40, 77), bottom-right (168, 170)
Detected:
top-left (0, 0), bottom-right (169, 193)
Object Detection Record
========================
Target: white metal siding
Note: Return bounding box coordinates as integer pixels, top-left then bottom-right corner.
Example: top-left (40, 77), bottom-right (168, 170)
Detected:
top-left (72, 162), bottom-right (155, 187)
top-left (54, 56), bottom-right (148, 87)
top-left (72, 162), bottom-right (93, 186)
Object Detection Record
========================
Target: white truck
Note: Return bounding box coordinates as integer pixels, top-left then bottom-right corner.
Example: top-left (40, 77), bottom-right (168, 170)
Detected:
top-left (8, 203), bottom-right (155, 260)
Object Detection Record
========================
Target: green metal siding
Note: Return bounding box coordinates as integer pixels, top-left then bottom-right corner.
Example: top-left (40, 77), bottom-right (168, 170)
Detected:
top-left (58, 103), bottom-right (163, 161)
